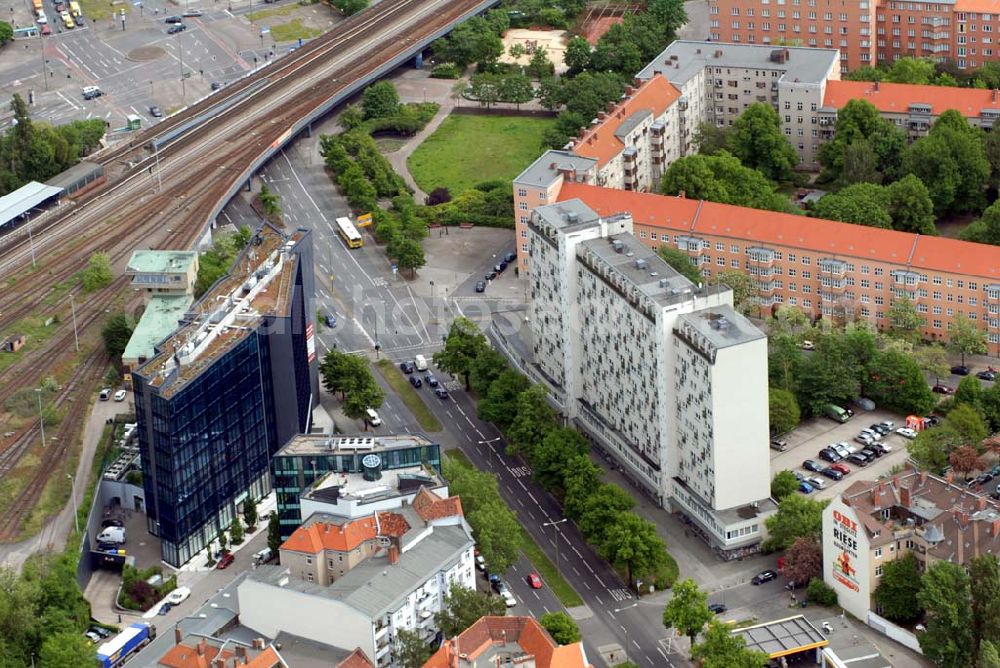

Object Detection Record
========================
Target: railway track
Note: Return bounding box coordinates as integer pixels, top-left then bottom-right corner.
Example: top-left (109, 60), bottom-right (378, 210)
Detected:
top-left (0, 0), bottom-right (489, 542)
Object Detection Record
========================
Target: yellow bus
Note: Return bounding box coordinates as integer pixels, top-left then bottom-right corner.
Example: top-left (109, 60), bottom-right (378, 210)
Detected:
top-left (336, 216), bottom-right (363, 249)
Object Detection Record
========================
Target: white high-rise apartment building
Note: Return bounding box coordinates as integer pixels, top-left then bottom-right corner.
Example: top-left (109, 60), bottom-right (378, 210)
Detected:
top-left (522, 199), bottom-right (774, 555)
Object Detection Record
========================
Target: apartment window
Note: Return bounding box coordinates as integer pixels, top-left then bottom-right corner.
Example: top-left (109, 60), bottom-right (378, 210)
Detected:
top-left (934, 319), bottom-right (943, 328)
top-left (716, 242), bottom-right (724, 251)
top-left (732, 7), bottom-right (740, 14)
top-left (639, 231), bottom-right (647, 238)
top-left (650, 232), bottom-right (658, 240)
top-left (730, 245), bottom-right (739, 253)
top-left (875, 565), bottom-right (884, 577)
top-left (717, 257), bottom-right (726, 266)
top-left (520, 230), bottom-right (528, 238)
top-left (875, 296), bottom-right (885, 305)
top-left (861, 279), bottom-right (870, 288)
top-left (731, 259), bottom-right (740, 267)
top-left (933, 276), bottom-right (942, 285)
top-left (788, 268), bottom-right (797, 277)
top-left (875, 547), bottom-right (883, 558)
top-left (518, 202), bottom-right (528, 211)
top-left (933, 306), bottom-right (942, 315)
top-left (803, 271), bottom-right (811, 279)
top-left (875, 267), bottom-right (884, 275)
top-left (517, 188), bottom-right (527, 197)
top-left (802, 256), bottom-right (811, 265)
top-left (788, 253), bottom-right (797, 262)
top-left (306, 556), bottom-right (313, 564)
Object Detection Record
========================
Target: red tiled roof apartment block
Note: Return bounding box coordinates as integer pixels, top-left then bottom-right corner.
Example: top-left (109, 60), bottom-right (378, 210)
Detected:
top-left (824, 467), bottom-right (1000, 621)
top-left (423, 616), bottom-right (592, 668)
top-left (708, 0), bottom-right (1000, 72)
top-left (553, 181), bottom-right (1000, 348)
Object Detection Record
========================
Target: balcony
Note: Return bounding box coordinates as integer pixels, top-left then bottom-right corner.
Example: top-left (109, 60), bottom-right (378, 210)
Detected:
top-left (746, 246), bottom-right (776, 266)
top-left (890, 269), bottom-right (920, 286)
top-left (986, 284), bottom-right (1000, 301)
top-left (820, 277), bottom-right (847, 292)
top-left (676, 235), bottom-right (709, 258)
top-left (755, 280), bottom-right (778, 294)
top-left (818, 258), bottom-right (847, 276)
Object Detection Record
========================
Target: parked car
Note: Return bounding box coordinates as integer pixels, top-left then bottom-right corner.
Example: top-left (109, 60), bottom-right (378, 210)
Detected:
top-left (501, 589), bottom-right (517, 607)
top-left (869, 442), bottom-right (892, 456)
top-left (818, 448), bottom-right (841, 463)
top-left (211, 82), bottom-right (225, 90)
top-left (859, 428), bottom-right (882, 440)
top-left (434, 387), bottom-right (449, 399)
top-left (409, 376), bottom-right (422, 388)
top-left (503, 251), bottom-right (517, 264)
top-left (752, 570), bottom-right (778, 585)
top-left (167, 23), bottom-right (186, 33)
top-left (157, 602), bottom-right (172, 615)
top-left (933, 384), bottom-right (955, 394)
top-left (89, 627), bottom-right (112, 638)
top-left (99, 388), bottom-right (111, 401)
top-left (490, 577), bottom-right (505, 593)
top-left (808, 476), bottom-right (827, 490)
top-left (896, 427), bottom-right (918, 439)
top-left (830, 462), bottom-right (851, 475)
top-left (84, 629), bottom-right (102, 643)
top-left (324, 314), bottom-right (337, 328)
top-left (860, 447), bottom-right (881, 460)
top-left (149, 105), bottom-right (163, 117)
top-left (166, 586), bottom-right (191, 605)
top-left (770, 440), bottom-right (788, 452)
top-left (832, 442), bottom-right (852, 458)
top-left (485, 271), bottom-right (497, 281)
top-left (799, 481), bottom-right (815, 494)
top-left (527, 573), bottom-right (542, 589)
top-left (182, 7), bottom-right (203, 15)
top-left (40, 23), bottom-right (51, 34)
top-left (216, 553), bottom-right (235, 569)
top-left (978, 370), bottom-right (998, 381)
top-left (793, 471), bottom-right (806, 482)
top-left (708, 603), bottom-right (727, 614)
top-left (802, 459), bottom-right (824, 473)
top-left (399, 360), bottom-right (415, 374)
top-left (495, 261), bottom-right (507, 273)
top-left (54, 1), bottom-right (65, 11)
top-left (475, 280), bottom-right (486, 293)
top-left (951, 365), bottom-right (971, 376)
top-left (114, 389), bottom-right (127, 402)
top-left (164, 14), bottom-right (183, 22)
top-left (821, 467), bottom-right (844, 481)
top-left (924, 415), bottom-right (942, 427)
top-left (847, 453), bottom-right (869, 467)
top-left (870, 424), bottom-right (891, 435)
top-left (854, 434), bottom-right (875, 446)
top-left (424, 374), bottom-right (438, 387)
top-left (879, 420), bottom-right (895, 430)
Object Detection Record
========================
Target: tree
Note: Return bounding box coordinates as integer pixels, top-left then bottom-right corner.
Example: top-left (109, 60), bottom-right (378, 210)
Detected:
top-left (873, 552), bottom-right (922, 622)
top-left (811, 183), bottom-right (892, 228)
top-left (527, 46), bottom-right (554, 79)
top-left (577, 484), bottom-right (635, 543)
top-left (243, 498), bottom-right (258, 531)
top-left (362, 80), bottom-right (400, 119)
top-left (905, 111), bottom-right (989, 216)
top-left (539, 612), bottom-right (581, 645)
top-left (716, 269), bottom-right (758, 316)
top-left (342, 382), bottom-right (386, 427)
top-left (886, 174), bottom-right (936, 234)
top-left (531, 427), bottom-right (588, 493)
top-left (955, 375), bottom-right (983, 411)
top-left (506, 385), bottom-right (557, 457)
top-left (259, 183), bottom-right (281, 219)
top-left (982, 641), bottom-right (1000, 668)
top-left (915, 345), bottom-right (950, 386)
top-left (971, 554), bottom-right (1000, 659)
top-left (434, 317), bottom-right (488, 390)
top-left (478, 370), bottom-right (530, 429)
top-left (662, 578), bottom-right (714, 654)
top-left (806, 578), bottom-right (838, 606)
top-left (395, 628), bottom-right (432, 668)
top-left (435, 582), bottom-right (506, 638)
top-left (331, 0), bottom-right (368, 15)
top-left (660, 152), bottom-right (797, 214)
top-left (918, 560), bottom-right (973, 668)
top-left (818, 99), bottom-right (906, 185)
top-left (864, 349), bottom-right (935, 416)
top-left (770, 470), bottom-right (799, 501)
top-left (728, 103), bottom-right (798, 181)
top-left (498, 73), bottom-right (534, 110)
top-left (82, 252), bottom-right (114, 292)
top-left (950, 445), bottom-right (986, 479)
top-left (468, 347), bottom-right (508, 394)
top-left (693, 122), bottom-right (733, 155)
top-left (267, 512), bottom-right (281, 558)
top-left (564, 36), bottom-right (592, 74)
top-left (762, 494), bottom-right (827, 552)
top-left (39, 631), bottom-right (96, 667)
top-left (948, 317), bottom-right (988, 367)
top-left (886, 56), bottom-right (937, 84)
top-left (562, 454), bottom-right (603, 520)
top-left (963, 199), bottom-right (1000, 245)
top-left (0, 21), bottom-right (12, 46)
top-left (598, 513), bottom-right (668, 590)
top-left (657, 246), bottom-right (702, 284)
top-left (782, 537), bottom-right (822, 585)
top-left (885, 297), bottom-right (925, 344)
top-left (691, 620), bottom-right (769, 668)
top-left (218, 530), bottom-right (228, 553)
top-left (467, 501), bottom-right (521, 573)
top-left (320, 349), bottom-right (369, 398)
top-left (101, 312), bottom-right (135, 363)
top-left (468, 72), bottom-right (501, 108)
top-left (230, 516), bottom-right (244, 545)
top-left (766, 388), bottom-right (799, 439)
top-left (391, 237), bottom-right (425, 277)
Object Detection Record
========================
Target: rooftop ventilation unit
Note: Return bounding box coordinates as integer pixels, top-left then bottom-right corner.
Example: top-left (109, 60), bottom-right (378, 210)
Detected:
top-left (362, 454), bottom-right (383, 482)
top-left (611, 240), bottom-right (625, 253)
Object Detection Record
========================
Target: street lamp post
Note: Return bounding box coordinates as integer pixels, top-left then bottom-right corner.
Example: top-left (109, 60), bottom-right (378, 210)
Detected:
top-left (66, 473), bottom-right (79, 533)
top-left (542, 518), bottom-right (569, 579)
top-left (69, 294), bottom-right (79, 352)
top-left (477, 436), bottom-right (502, 469)
top-left (35, 388), bottom-right (45, 447)
top-left (613, 602), bottom-right (639, 664)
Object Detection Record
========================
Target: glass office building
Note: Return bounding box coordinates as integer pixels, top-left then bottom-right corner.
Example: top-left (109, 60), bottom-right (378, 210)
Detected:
top-left (272, 434), bottom-right (442, 540)
top-left (133, 225), bottom-right (318, 566)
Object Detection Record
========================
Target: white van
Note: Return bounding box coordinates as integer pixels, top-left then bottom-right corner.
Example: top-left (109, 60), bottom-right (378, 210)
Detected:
top-left (414, 355), bottom-right (428, 371)
top-left (253, 547), bottom-right (273, 564)
top-left (97, 526), bottom-right (125, 544)
top-left (365, 408), bottom-right (382, 427)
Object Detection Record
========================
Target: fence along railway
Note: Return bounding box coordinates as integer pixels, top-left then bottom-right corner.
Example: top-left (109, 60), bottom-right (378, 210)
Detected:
top-left (0, 0), bottom-right (495, 541)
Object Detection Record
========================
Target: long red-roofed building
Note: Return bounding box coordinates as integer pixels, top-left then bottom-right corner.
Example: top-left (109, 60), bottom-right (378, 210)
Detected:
top-left (423, 616), bottom-right (592, 668)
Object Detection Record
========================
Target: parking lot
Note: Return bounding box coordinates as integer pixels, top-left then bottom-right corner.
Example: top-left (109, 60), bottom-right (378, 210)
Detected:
top-left (770, 408), bottom-right (916, 501)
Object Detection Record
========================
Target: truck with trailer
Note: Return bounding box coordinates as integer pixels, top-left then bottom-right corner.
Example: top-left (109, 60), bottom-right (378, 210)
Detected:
top-left (96, 623), bottom-right (156, 668)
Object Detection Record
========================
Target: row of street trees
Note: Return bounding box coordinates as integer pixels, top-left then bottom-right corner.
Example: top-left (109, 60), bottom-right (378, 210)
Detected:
top-left (318, 349), bottom-right (386, 426)
top-left (434, 318), bottom-right (679, 590)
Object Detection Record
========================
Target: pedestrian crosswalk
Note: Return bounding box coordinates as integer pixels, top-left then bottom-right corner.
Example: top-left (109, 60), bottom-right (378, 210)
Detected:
top-left (608, 588), bottom-right (633, 601)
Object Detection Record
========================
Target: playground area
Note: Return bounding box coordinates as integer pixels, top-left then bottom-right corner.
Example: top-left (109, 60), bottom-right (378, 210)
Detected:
top-left (500, 29), bottom-right (570, 74)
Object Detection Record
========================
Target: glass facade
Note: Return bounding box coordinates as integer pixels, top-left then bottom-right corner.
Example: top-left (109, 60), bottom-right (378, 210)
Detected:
top-left (272, 444), bottom-right (442, 540)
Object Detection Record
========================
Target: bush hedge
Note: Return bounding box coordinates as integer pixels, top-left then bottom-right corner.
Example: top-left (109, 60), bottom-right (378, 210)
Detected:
top-left (430, 63), bottom-right (462, 79)
top-left (118, 565), bottom-right (177, 611)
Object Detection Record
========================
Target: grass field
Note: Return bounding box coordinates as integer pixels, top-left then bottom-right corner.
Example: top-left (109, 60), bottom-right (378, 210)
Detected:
top-left (444, 450), bottom-right (584, 608)
top-left (375, 359), bottom-right (442, 433)
top-left (407, 114), bottom-right (555, 195)
top-left (269, 19), bottom-right (321, 42)
top-left (246, 4), bottom-right (299, 21)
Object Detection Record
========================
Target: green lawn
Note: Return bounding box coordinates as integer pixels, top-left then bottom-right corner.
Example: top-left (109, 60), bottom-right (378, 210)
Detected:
top-left (269, 19), bottom-right (322, 42)
top-left (407, 114), bottom-right (555, 195)
top-left (443, 450), bottom-right (585, 608)
top-left (374, 359), bottom-right (442, 433)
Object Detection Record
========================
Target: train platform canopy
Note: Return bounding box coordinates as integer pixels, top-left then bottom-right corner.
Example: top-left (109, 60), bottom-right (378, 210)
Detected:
top-left (0, 181), bottom-right (63, 230)
top-left (731, 615), bottom-right (829, 658)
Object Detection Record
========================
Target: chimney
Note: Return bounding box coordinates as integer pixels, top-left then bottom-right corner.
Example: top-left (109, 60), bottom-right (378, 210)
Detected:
top-left (946, 471), bottom-right (954, 484)
top-left (388, 545), bottom-right (400, 565)
top-left (654, 69), bottom-right (663, 76)
top-left (607, 101), bottom-right (616, 112)
top-left (678, 190), bottom-right (686, 199)
top-left (633, 77), bottom-right (642, 87)
top-left (625, 85), bottom-right (635, 96)
top-left (900, 486), bottom-right (911, 508)
top-left (252, 638), bottom-right (266, 650)
top-left (197, 639), bottom-right (208, 656)
top-left (174, 628), bottom-right (183, 645)
top-left (598, 111), bottom-right (607, 120)
top-left (578, 127), bottom-right (587, 139)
